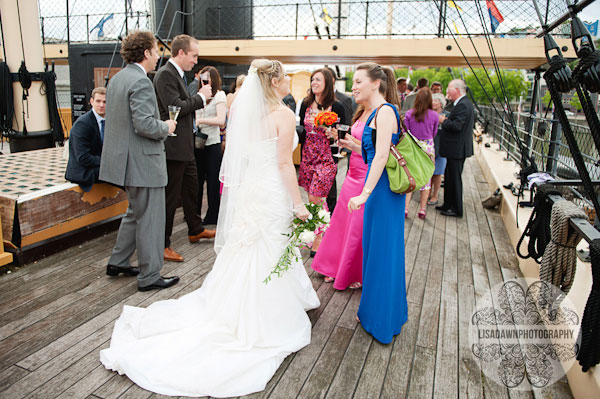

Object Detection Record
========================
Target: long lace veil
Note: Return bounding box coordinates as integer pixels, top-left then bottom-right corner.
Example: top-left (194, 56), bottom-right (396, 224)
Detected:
top-left (215, 67), bottom-right (277, 253)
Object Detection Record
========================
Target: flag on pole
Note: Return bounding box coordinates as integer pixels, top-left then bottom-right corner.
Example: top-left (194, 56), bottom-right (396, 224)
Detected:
top-left (452, 21), bottom-right (462, 37)
top-left (583, 20), bottom-right (598, 37)
top-left (447, 1), bottom-right (463, 13)
top-left (486, 0), bottom-right (504, 33)
top-left (320, 7), bottom-right (333, 25)
top-left (90, 13), bottom-right (114, 38)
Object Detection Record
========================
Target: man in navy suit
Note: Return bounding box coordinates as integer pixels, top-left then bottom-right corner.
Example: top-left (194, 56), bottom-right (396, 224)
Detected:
top-left (435, 79), bottom-right (475, 218)
top-left (65, 87), bottom-right (106, 191)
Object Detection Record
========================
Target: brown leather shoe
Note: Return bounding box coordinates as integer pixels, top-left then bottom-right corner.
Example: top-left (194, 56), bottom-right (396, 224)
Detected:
top-left (188, 229), bottom-right (216, 243)
top-left (164, 247), bottom-right (184, 262)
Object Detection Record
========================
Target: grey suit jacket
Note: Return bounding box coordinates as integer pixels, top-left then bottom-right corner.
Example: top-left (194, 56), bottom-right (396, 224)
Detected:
top-left (99, 64), bottom-right (169, 188)
top-left (401, 92), bottom-right (417, 113)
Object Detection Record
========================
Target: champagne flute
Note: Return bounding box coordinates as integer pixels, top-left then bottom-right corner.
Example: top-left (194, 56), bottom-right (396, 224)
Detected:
top-left (330, 118), bottom-right (341, 147)
top-left (308, 109), bottom-right (318, 134)
top-left (333, 124), bottom-right (350, 158)
top-left (167, 105), bottom-right (180, 137)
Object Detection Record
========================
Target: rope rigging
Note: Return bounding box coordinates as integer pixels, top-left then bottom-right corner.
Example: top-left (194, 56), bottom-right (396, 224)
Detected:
top-left (577, 238), bottom-right (600, 372)
top-left (432, 1), bottom-right (538, 213)
top-left (432, 1), bottom-right (528, 162)
top-left (539, 199), bottom-right (586, 300)
top-left (517, 184), bottom-right (562, 263)
top-left (15, 0), bottom-right (30, 135)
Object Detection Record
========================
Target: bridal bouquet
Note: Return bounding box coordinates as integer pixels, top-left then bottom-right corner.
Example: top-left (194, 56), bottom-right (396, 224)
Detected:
top-left (263, 203), bottom-right (331, 284)
top-left (314, 111), bottom-right (338, 128)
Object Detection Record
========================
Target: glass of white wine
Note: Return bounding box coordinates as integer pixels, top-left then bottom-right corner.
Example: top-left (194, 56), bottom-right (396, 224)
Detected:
top-left (167, 105), bottom-right (180, 137)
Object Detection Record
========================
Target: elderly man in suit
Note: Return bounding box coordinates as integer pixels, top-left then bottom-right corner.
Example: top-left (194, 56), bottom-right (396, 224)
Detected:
top-left (435, 79), bottom-right (475, 218)
top-left (65, 87), bottom-right (106, 192)
top-left (153, 34), bottom-right (215, 263)
top-left (100, 31), bottom-right (179, 291)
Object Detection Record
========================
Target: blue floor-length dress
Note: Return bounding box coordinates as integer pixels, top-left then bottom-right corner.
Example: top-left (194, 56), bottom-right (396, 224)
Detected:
top-left (357, 104), bottom-right (408, 344)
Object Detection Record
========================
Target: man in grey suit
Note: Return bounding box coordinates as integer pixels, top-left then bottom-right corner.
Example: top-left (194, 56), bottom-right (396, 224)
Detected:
top-left (100, 31), bottom-right (180, 291)
top-left (401, 77), bottom-right (429, 113)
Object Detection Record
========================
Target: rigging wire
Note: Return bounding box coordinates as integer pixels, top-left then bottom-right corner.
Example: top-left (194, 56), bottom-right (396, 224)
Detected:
top-left (472, 0), bottom-right (533, 176)
top-left (431, 1), bottom-right (528, 162)
top-left (452, 0), bottom-right (522, 146)
top-left (307, 0), bottom-right (322, 39)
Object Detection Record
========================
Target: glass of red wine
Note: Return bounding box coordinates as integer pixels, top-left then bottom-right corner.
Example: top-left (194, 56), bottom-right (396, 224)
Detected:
top-left (334, 124), bottom-right (349, 158)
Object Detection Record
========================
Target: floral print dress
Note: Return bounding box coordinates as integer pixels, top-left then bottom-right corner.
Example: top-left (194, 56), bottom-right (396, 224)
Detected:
top-left (298, 107), bottom-right (337, 198)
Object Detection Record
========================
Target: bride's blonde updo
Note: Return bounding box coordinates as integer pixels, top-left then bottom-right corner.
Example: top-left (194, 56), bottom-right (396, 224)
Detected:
top-left (250, 59), bottom-right (284, 110)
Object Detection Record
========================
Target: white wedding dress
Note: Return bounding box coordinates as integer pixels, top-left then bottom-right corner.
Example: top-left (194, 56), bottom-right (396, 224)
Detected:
top-left (100, 127), bottom-right (319, 397)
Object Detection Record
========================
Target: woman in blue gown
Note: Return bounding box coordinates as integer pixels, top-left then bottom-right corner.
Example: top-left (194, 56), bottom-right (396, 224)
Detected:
top-left (344, 64), bottom-right (408, 344)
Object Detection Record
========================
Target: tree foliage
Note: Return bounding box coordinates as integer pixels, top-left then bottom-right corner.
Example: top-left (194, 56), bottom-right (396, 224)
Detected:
top-left (346, 67), bottom-right (530, 104)
top-left (570, 92), bottom-right (582, 111)
top-left (464, 69), bottom-right (530, 105)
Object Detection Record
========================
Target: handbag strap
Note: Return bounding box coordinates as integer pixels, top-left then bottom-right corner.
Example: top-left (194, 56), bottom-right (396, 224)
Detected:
top-left (368, 103), bottom-right (417, 193)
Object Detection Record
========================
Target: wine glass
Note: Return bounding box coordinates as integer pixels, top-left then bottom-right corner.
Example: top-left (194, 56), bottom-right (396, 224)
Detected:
top-left (307, 109), bottom-right (318, 134)
top-left (167, 105), bottom-right (180, 137)
top-left (333, 124), bottom-right (350, 158)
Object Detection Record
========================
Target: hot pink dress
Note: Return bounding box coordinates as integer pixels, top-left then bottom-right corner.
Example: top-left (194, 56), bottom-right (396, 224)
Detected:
top-left (311, 120), bottom-right (367, 290)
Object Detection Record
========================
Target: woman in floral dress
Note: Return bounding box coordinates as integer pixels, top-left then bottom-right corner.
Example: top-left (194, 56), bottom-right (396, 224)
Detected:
top-left (298, 68), bottom-right (346, 252)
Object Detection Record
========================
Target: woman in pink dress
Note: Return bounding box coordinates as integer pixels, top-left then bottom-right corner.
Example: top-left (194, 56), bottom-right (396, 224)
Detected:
top-left (311, 67), bottom-right (399, 290)
top-left (311, 119), bottom-right (368, 289)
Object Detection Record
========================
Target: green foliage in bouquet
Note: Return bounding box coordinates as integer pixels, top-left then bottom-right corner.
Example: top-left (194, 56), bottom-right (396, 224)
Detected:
top-left (263, 202), bottom-right (331, 284)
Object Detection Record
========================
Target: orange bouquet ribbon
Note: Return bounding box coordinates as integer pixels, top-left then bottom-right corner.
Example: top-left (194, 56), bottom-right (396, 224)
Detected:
top-left (314, 111), bottom-right (338, 127)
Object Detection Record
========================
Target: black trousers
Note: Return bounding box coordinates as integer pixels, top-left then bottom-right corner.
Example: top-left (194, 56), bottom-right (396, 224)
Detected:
top-left (195, 143), bottom-right (222, 224)
top-left (443, 157), bottom-right (466, 216)
top-left (165, 159), bottom-right (205, 248)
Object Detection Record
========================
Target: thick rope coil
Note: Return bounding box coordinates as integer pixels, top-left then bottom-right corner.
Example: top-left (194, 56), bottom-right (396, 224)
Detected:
top-left (517, 184), bottom-right (562, 263)
top-left (577, 238), bottom-right (600, 372)
top-left (539, 201), bottom-right (587, 297)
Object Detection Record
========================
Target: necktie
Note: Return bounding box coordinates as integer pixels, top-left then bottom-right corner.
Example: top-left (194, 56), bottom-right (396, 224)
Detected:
top-left (100, 119), bottom-right (105, 142)
top-left (183, 74), bottom-right (188, 87)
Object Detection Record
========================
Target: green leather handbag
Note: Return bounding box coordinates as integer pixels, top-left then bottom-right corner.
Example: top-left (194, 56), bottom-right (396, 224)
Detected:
top-left (372, 104), bottom-right (435, 194)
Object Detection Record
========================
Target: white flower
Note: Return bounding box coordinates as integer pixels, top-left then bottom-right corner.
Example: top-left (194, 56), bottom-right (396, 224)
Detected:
top-left (318, 209), bottom-right (331, 223)
top-left (248, 66), bottom-right (257, 75)
top-left (307, 212), bottom-right (313, 220)
top-left (298, 230), bottom-right (316, 244)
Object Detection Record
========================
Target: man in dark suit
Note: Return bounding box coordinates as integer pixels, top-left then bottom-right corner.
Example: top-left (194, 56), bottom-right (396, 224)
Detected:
top-left (100, 31), bottom-right (178, 291)
top-left (65, 87), bottom-right (106, 192)
top-left (436, 79), bottom-right (475, 218)
top-left (154, 34), bottom-right (216, 263)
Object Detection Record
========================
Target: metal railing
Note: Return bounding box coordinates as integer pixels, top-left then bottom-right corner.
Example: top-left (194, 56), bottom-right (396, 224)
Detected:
top-left (481, 105), bottom-right (600, 210)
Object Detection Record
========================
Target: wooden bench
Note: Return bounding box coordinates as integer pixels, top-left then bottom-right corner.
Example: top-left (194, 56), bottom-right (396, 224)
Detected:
top-left (0, 147), bottom-right (127, 261)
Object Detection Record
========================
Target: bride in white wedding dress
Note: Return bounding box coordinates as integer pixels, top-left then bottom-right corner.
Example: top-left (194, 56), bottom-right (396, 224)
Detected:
top-left (100, 59), bottom-right (320, 398)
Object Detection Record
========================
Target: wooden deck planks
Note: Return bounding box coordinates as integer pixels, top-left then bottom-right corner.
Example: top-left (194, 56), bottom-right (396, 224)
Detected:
top-left (0, 158), bottom-right (575, 399)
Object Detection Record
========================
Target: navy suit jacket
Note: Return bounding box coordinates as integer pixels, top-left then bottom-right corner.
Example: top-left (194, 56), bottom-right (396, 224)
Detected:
top-left (65, 110), bottom-right (103, 189)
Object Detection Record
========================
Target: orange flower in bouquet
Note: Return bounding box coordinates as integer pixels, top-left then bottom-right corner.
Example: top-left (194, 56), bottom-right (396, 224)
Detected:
top-left (314, 111), bottom-right (338, 127)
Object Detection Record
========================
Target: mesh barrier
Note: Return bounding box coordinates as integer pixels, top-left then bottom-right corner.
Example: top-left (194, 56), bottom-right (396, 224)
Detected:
top-left (38, 0), bottom-right (571, 43)
top-left (204, 0), bottom-right (570, 39)
top-left (38, 0), bottom-right (152, 44)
